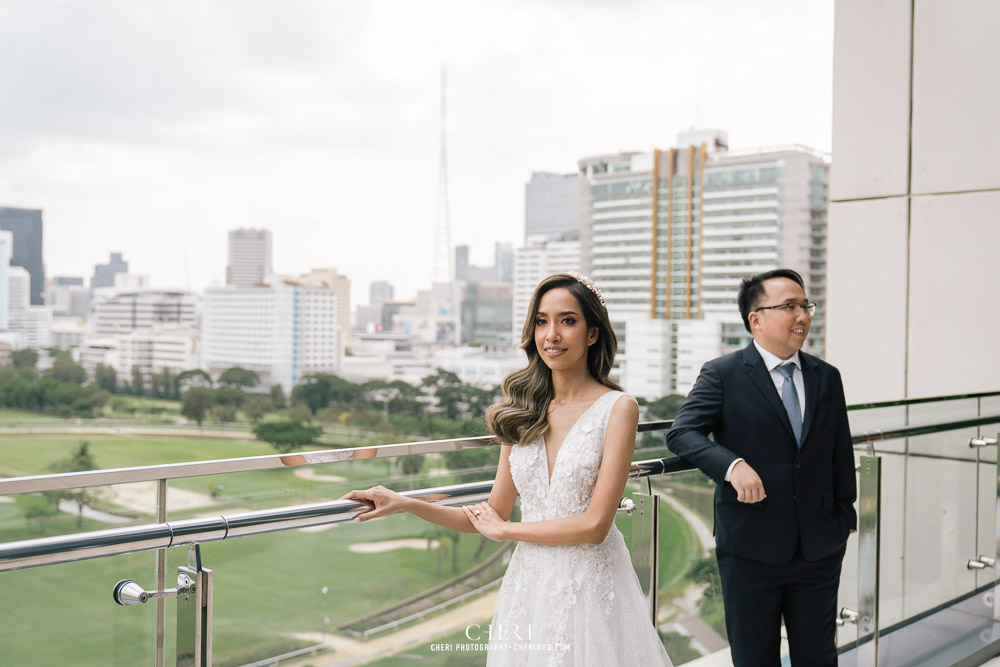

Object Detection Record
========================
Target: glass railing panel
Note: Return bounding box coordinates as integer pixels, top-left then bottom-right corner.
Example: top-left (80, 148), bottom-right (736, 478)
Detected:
top-left (835, 530), bottom-right (860, 648)
top-left (847, 405), bottom-right (908, 454)
top-left (637, 469), bottom-right (729, 664)
top-left (901, 455), bottom-right (980, 619)
top-left (874, 452), bottom-right (907, 629)
top-left (0, 551), bottom-right (155, 665)
top-left (975, 395), bottom-right (1000, 464)
top-left (976, 461), bottom-right (997, 592)
top-left (199, 508), bottom-right (507, 666)
top-left (903, 400), bottom-right (982, 461)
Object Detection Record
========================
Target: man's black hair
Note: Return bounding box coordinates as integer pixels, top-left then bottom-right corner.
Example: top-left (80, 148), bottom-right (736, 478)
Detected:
top-left (737, 268), bottom-right (806, 333)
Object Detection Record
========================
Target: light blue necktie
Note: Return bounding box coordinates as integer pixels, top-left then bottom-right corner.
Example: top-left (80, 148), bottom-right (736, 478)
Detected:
top-left (777, 364), bottom-right (802, 447)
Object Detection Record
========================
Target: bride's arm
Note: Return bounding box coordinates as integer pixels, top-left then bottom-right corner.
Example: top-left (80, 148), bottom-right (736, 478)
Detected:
top-left (465, 395), bottom-right (638, 546)
top-left (339, 445), bottom-right (518, 533)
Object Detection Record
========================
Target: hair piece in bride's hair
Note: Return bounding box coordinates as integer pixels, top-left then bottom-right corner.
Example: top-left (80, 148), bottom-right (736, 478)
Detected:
top-left (484, 273), bottom-right (621, 446)
top-left (565, 271), bottom-right (607, 310)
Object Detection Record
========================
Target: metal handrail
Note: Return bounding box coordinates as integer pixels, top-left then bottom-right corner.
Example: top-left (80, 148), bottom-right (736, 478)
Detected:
top-left (0, 456), bottom-right (685, 574)
top-left (3, 414), bottom-right (999, 575)
top-left (1, 389), bottom-right (996, 496)
top-left (846, 390), bottom-right (1000, 411)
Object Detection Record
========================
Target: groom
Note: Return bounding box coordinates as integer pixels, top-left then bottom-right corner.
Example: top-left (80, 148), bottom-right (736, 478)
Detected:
top-left (667, 268), bottom-right (856, 666)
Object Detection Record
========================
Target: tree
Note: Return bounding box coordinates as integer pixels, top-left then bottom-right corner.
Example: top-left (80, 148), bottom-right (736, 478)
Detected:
top-left (45, 355), bottom-right (87, 385)
top-left (213, 385), bottom-right (248, 408)
top-left (243, 396), bottom-right (275, 424)
top-left (130, 365), bottom-right (145, 396)
top-left (253, 421), bottom-right (323, 454)
top-left (400, 454), bottom-right (424, 490)
top-left (291, 373), bottom-right (362, 414)
top-left (181, 387), bottom-right (214, 427)
top-left (645, 394), bottom-right (686, 421)
top-left (94, 364), bottom-right (118, 393)
top-left (288, 403), bottom-right (312, 424)
top-left (270, 383), bottom-right (287, 409)
top-left (176, 368), bottom-right (213, 392)
top-left (219, 367), bottom-right (261, 389)
top-left (213, 404), bottom-right (236, 423)
top-left (10, 349), bottom-right (39, 381)
top-left (48, 442), bottom-right (98, 527)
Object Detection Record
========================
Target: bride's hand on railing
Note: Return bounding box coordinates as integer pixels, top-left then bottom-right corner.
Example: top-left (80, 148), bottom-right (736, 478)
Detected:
top-left (339, 486), bottom-right (404, 522)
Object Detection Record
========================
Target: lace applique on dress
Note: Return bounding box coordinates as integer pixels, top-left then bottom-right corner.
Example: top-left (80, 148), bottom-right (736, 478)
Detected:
top-left (487, 391), bottom-right (673, 666)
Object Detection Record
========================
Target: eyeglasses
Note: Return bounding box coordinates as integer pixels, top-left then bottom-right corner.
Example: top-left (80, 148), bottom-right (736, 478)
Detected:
top-left (754, 301), bottom-right (817, 317)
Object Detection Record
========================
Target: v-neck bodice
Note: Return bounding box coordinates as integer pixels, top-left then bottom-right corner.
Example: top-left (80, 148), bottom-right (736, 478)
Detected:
top-left (508, 390), bottom-right (623, 522)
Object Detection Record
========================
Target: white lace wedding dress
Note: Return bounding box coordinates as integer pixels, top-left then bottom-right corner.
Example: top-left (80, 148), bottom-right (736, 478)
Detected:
top-left (486, 390), bottom-right (673, 666)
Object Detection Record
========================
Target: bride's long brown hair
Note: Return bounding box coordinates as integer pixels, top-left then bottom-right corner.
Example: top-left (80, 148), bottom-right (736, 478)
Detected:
top-left (485, 273), bottom-right (622, 446)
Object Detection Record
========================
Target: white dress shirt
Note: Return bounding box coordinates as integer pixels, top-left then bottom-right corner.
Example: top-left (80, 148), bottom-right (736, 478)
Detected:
top-left (724, 341), bottom-right (807, 481)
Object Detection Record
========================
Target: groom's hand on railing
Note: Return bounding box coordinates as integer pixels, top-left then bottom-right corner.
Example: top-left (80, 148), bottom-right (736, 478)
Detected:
top-left (730, 461), bottom-right (766, 503)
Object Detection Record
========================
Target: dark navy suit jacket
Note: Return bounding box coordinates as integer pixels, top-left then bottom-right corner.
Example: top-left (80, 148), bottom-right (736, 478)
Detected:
top-left (667, 342), bottom-right (857, 564)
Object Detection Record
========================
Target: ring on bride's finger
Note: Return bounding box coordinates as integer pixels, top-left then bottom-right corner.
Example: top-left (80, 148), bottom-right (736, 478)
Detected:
top-left (474, 510), bottom-right (481, 515)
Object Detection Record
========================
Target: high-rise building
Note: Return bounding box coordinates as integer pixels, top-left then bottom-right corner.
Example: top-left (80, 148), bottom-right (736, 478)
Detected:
top-left (7, 266), bottom-right (51, 348)
top-left (0, 230), bottom-right (12, 330)
top-left (512, 235), bottom-right (582, 341)
top-left (202, 280), bottom-right (342, 390)
top-left (524, 172), bottom-right (589, 242)
top-left (461, 282), bottom-right (513, 346)
top-left (91, 290), bottom-right (198, 336)
top-left (369, 280), bottom-right (394, 305)
top-left (92, 253), bottom-right (129, 289)
top-left (298, 268), bottom-right (351, 336)
top-left (494, 243), bottom-right (514, 283)
top-left (454, 246), bottom-right (470, 282)
top-left (580, 133), bottom-right (828, 359)
top-left (0, 206), bottom-right (45, 305)
top-left (48, 277), bottom-right (90, 318)
top-left (226, 228), bottom-right (272, 287)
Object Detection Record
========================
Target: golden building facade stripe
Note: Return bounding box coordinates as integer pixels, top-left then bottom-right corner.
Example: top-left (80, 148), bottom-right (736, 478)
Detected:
top-left (650, 149), bottom-right (660, 318)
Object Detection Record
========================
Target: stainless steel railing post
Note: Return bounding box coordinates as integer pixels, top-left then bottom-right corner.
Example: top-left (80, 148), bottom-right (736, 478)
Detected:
top-left (155, 479), bottom-right (167, 667)
top-left (994, 431), bottom-right (1000, 621)
top-left (856, 445), bottom-right (881, 666)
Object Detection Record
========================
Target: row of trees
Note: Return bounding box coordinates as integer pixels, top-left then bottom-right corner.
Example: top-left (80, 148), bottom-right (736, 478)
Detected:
top-left (0, 351), bottom-right (110, 417)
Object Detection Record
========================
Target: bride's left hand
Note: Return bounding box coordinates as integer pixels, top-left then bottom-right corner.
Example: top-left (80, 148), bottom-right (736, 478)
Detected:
top-left (463, 501), bottom-right (508, 542)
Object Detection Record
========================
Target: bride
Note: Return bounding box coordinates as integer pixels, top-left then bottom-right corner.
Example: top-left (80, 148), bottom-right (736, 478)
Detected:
top-left (342, 273), bottom-right (672, 666)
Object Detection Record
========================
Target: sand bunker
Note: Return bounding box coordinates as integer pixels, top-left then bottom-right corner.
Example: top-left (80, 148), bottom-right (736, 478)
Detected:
top-left (349, 538), bottom-right (441, 554)
top-left (101, 482), bottom-right (216, 512)
top-left (0, 496), bottom-right (16, 504)
top-left (299, 523), bottom-right (337, 533)
top-left (293, 468), bottom-right (347, 483)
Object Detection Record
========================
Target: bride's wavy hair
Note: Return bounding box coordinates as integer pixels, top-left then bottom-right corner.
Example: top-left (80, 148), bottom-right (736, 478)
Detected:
top-left (485, 273), bottom-right (622, 446)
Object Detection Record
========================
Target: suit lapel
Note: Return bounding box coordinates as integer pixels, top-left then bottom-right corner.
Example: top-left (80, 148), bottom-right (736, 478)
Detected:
top-left (799, 352), bottom-right (821, 446)
top-left (742, 344), bottom-right (798, 445)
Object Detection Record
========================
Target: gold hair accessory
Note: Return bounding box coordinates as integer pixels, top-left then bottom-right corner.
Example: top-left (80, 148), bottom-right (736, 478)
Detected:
top-left (566, 272), bottom-right (607, 309)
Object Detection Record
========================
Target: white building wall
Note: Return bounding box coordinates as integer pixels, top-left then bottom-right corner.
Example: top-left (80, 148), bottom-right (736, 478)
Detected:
top-left (622, 317), bottom-right (672, 401)
top-left (512, 237), bottom-right (582, 342)
top-left (674, 319), bottom-right (723, 396)
top-left (202, 282), bottom-right (341, 391)
top-left (92, 290), bottom-right (198, 336)
top-left (226, 228), bottom-right (272, 287)
top-left (828, 0), bottom-right (1000, 402)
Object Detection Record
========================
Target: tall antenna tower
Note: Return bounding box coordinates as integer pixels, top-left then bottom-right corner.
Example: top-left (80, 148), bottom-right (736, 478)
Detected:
top-left (432, 68), bottom-right (453, 285)
top-left (431, 67), bottom-right (460, 344)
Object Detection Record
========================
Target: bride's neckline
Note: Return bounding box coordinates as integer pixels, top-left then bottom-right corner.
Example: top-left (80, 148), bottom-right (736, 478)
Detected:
top-left (543, 390), bottom-right (616, 486)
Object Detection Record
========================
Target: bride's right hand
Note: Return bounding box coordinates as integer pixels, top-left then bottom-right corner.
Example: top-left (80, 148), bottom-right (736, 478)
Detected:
top-left (338, 485), bottom-right (406, 522)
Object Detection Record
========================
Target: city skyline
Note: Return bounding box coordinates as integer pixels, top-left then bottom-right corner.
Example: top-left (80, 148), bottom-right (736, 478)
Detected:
top-left (0, 1), bottom-right (834, 306)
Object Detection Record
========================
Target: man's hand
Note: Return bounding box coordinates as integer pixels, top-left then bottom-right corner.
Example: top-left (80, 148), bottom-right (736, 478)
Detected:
top-left (730, 460), bottom-right (766, 503)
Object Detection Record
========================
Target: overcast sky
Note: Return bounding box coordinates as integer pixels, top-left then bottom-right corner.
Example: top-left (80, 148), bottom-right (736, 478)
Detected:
top-left (0, 0), bottom-right (833, 306)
